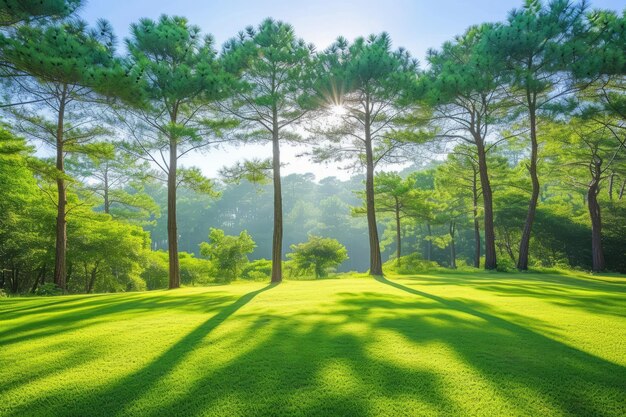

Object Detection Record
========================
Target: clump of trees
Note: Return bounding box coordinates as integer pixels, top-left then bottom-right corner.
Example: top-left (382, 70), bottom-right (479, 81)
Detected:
top-left (0, 0), bottom-right (625, 295)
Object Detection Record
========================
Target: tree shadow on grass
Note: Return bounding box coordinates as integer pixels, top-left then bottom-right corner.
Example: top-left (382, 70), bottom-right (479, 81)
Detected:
top-left (0, 291), bottom-right (239, 347)
top-left (373, 276), bottom-right (626, 417)
top-left (4, 278), bottom-right (626, 417)
top-left (3, 283), bottom-right (278, 417)
top-left (396, 272), bottom-right (626, 318)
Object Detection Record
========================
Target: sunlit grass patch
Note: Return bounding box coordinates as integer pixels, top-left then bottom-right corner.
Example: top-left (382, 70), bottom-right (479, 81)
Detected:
top-left (1, 273), bottom-right (625, 416)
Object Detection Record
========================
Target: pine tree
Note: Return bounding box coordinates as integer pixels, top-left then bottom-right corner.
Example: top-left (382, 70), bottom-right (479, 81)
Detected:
top-left (220, 18), bottom-right (317, 283)
top-left (487, 0), bottom-right (588, 270)
top-left (120, 15), bottom-right (232, 289)
top-left (420, 23), bottom-right (509, 270)
top-left (2, 19), bottom-right (137, 290)
top-left (312, 33), bottom-right (419, 276)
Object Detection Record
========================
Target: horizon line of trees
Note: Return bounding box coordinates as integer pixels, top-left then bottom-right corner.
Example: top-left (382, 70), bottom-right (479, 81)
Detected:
top-left (0, 0), bottom-right (624, 294)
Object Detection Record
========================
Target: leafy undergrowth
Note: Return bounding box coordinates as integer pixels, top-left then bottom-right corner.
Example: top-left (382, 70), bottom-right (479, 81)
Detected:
top-left (1, 272), bottom-right (625, 416)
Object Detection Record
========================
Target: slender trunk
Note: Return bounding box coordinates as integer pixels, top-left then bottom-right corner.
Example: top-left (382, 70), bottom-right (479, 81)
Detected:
top-left (475, 137), bottom-right (496, 270)
top-left (167, 137), bottom-right (180, 289)
top-left (472, 169), bottom-right (481, 268)
top-left (619, 179), bottom-right (625, 200)
top-left (103, 165), bottom-right (110, 214)
top-left (505, 230), bottom-right (517, 263)
top-left (395, 197), bottom-right (401, 266)
top-left (449, 221), bottom-right (457, 269)
top-left (83, 262), bottom-right (89, 293)
top-left (53, 84), bottom-right (68, 290)
top-left (426, 223), bottom-right (432, 261)
top-left (588, 179), bottom-right (605, 272)
top-left (87, 261), bottom-right (99, 293)
top-left (364, 101), bottom-right (382, 276)
top-left (31, 263), bottom-right (46, 294)
top-left (608, 173), bottom-right (614, 200)
top-left (271, 114), bottom-right (283, 283)
top-left (66, 261), bottom-right (72, 285)
top-left (518, 97), bottom-right (540, 271)
top-left (11, 265), bottom-right (19, 293)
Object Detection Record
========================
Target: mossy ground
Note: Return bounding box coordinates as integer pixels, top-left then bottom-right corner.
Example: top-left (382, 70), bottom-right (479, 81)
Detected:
top-left (1, 272), bottom-right (625, 416)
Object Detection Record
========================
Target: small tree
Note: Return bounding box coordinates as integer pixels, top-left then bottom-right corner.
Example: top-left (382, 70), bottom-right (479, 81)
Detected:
top-left (66, 146), bottom-right (159, 223)
top-left (199, 228), bottom-right (256, 282)
top-left (288, 235), bottom-right (348, 279)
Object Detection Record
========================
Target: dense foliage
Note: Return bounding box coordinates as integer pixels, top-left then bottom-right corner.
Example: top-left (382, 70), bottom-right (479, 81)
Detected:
top-left (0, 0), bottom-right (624, 294)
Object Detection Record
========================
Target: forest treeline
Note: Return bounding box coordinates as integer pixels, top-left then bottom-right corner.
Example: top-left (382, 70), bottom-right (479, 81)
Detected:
top-left (0, 0), bottom-right (624, 294)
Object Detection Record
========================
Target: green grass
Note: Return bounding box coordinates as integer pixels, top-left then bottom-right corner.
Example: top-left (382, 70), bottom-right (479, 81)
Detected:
top-left (1, 272), bottom-right (625, 417)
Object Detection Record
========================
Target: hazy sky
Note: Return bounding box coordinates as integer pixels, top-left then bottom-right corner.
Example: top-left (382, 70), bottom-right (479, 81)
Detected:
top-left (79, 0), bottom-right (625, 181)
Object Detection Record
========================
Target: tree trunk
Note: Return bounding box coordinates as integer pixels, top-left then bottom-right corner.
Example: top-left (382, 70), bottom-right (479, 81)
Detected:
top-left (167, 138), bottom-right (180, 289)
top-left (271, 119), bottom-right (283, 283)
top-left (87, 261), bottom-right (99, 293)
top-left (619, 179), bottom-right (625, 200)
top-left (364, 101), bottom-right (383, 276)
top-left (518, 98), bottom-right (540, 271)
top-left (103, 164), bottom-right (110, 214)
top-left (31, 263), bottom-right (46, 294)
top-left (395, 197), bottom-right (401, 267)
top-left (53, 85), bottom-right (68, 291)
top-left (11, 265), bottom-right (19, 293)
top-left (475, 138), bottom-right (496, 270)
top-left (67, 261), bottom-right (73, 286)
top-left (472, 169), bottom-right (481, 268)
top-left (608, 173), bottom-right (614, 200)
top-left (449, 221), bottom-right (457, 269)
top-left (588, 180), bottom-right (605, 272)
top-left (426, 223), bottom-right (432, 262)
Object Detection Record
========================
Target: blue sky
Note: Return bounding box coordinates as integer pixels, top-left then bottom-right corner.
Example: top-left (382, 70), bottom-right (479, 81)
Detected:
top-left (79, 0), bottom-right (625, 180)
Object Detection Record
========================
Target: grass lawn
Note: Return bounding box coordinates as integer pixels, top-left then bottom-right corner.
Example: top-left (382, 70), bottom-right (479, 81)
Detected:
top-left (1, 272), bottom-right (625, 416)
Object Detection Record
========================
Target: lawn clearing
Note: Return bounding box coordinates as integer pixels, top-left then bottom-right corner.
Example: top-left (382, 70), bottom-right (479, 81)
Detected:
top-left (1, 272), bottom-right (625, 416)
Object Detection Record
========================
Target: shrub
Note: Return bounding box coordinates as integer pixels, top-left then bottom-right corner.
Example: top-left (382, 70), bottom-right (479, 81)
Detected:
top-left (200, 228), bottom-right (256, 282)
top-left (141, 251), bottom-right (169, 290)
top-left (496, 257), bottom-right (516, 272)
top-left (383, 253), bottom-right (439, 274)
top-left (179, 252), bottom-right (213, 286)
top-left (287, 236), bottom-right (348, 279)
top-left (35, 283), bottom-right (62, 296)
top-left (241, 259), bottom-right (272, 281)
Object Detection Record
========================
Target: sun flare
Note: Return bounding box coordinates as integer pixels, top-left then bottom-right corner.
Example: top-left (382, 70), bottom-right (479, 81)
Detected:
top-left (330, 104), bottom-right (346, 117)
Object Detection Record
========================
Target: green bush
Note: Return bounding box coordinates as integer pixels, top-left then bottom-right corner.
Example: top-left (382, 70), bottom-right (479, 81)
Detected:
top-left (495, 257), bottom-right (516, 272)
top-left (125, 275), bottom-right (147, 292)
top-left (241, 259), bottom-right (272, 281)
top-left (141, 251), bottom-right (169, 290)
top-left (383, 253), bottom-right (440, 274)
top-left (200, 228), bottom-right (256, 282)
top-left (180, 252), bottom-right (213, 286)
top-left (287, 236), bottom-right (348, 279)
top-left (35, 283), bottom-right (62, 296)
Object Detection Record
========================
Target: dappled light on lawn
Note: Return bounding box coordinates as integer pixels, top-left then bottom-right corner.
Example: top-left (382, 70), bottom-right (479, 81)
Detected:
top-left (1, 274), bottom-right (625, 416)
